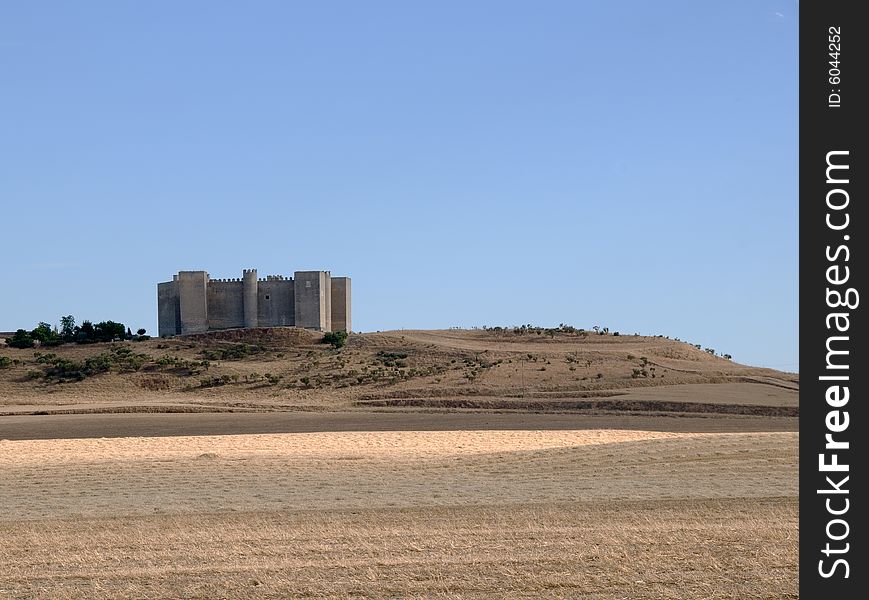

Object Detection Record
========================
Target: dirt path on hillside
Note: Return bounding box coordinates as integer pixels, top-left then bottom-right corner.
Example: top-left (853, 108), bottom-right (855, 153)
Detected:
top-left (0, 410), bottom-right (798, 440)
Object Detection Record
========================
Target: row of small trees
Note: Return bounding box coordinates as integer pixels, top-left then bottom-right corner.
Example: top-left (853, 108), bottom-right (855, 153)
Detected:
top-left (5, 316), bottom-right (147, 349)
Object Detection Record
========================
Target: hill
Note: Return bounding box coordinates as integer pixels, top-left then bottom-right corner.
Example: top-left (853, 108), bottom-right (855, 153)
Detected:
top-left (0, 327), bottom-right (798, 418)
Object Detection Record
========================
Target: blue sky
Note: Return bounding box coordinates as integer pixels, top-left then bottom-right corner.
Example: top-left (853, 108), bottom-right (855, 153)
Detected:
top-left (0, 1), bottom-right (797, 371)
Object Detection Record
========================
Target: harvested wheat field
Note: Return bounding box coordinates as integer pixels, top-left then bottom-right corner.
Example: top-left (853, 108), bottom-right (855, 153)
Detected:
top-left (0, 429), bottom-right (797, 598)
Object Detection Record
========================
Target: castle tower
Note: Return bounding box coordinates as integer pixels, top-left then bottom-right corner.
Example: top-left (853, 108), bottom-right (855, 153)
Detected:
top-left (243, 268), bottom-right (258, 328)
top-left (177, 271), bottom-right (209, 334)
top-left (330, 277), bottom-right (352, 332)
top-left (294, 271), bottom-right (331, 331)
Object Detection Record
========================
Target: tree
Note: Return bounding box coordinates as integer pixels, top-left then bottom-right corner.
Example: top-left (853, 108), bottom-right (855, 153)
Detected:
top-left (76, 320), bottom-right (95, 342)
top-left (93, 321), bottom-right (126, 342)
top-left (126, 327), bottom-right (133, 338)
top-left (60, 315), bottom-right (76, 342)
top-left (30, 322), bottom-right (52, 342)
top-left (137, 328), bottom-right (147, 336)
top-left (6, 329), bottom-right (34, 349)
top-left (30, 322), bottom-right (60, 346)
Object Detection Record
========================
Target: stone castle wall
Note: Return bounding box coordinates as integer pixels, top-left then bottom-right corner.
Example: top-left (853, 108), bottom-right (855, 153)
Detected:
top-left (206, 280), bottom-right (244, 330)
top-left (257, 278), bottom-right (295, 327)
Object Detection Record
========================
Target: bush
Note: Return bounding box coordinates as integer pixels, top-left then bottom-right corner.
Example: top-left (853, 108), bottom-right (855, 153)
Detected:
top-left (323, 331), bottom-right (348, 348)
top-left (0, 356), bottom-right (12, 369)
top-left (375, 351), bottom-right (407, 367)
top-left (6, 329), bottom-right (34, 349)
top-left (201, 343), bottom-right (263, 361)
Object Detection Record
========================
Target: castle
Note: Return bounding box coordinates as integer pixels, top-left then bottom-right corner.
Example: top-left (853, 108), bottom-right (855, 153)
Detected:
top-left (157, 269), bottom-right (351, 337)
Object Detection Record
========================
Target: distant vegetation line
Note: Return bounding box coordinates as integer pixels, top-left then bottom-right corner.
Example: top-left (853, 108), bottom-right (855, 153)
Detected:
top-left (4, 315), bottom-right (149, 349)
top-left (472, 323), bottom-right (731, 360)
top-left (3, 319), bottom-right (731, 361)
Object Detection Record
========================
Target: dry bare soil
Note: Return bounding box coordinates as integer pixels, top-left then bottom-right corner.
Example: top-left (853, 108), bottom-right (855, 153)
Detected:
top-left (0, 329), bottom-right (798, 598)
top-left (0, 327), bottom-right (798, 417)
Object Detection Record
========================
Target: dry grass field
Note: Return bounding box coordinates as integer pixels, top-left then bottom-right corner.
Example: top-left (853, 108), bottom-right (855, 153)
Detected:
top-left (0, 430), bottom-right (797, 598)
top-left (0, 329), bottom-right (798, 598)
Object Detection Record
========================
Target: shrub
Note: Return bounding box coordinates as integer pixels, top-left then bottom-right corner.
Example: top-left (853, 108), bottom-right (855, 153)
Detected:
top-left (0, 356), bottom-right (12, 369)
top-left (375, 351), bottom-right (408, 367)
top-left (198, 376), bottom-right (228, 389)
top-left (323, 331), bottom-right (348, 348)
top-left (201, 343), bottom-right (264, 361)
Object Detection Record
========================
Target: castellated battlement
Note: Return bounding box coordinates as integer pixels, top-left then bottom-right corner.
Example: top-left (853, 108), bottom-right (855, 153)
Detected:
top-left (157, 268), bottom-right (351, 337)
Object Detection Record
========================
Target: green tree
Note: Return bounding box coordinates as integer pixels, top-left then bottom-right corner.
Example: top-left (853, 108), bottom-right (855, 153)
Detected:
top-left (60, 315), bottom-right (76, 342)
top-left (6, 329), bottom-right (34, 349)
top-left (137, 328), bottom-right (147, 336)
top-left (30, 322), bottom-right (60, 346)
top-left (93, 321), bottom-right (126, 342)
top-left (76, 320), bottom-right (95, 342)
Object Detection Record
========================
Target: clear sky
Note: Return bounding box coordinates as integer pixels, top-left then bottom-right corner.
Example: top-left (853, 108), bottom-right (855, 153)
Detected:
top-left (1, 1), bottom-right (798, 371)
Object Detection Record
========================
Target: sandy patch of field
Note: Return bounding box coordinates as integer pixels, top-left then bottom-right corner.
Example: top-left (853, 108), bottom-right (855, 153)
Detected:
top-left (0, 430), bottom-right (796, 521)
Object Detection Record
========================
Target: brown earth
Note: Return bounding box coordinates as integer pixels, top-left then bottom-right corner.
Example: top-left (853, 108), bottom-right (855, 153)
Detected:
top-left (0, 410), bottom-right (797, 441)
top-left (0, 328), bottom-right (798, 417)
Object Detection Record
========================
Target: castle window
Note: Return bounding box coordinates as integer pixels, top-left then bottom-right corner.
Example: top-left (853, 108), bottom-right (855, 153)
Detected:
top-left (265, 295), bottom-right (270, 300)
